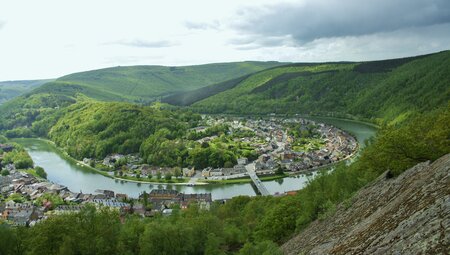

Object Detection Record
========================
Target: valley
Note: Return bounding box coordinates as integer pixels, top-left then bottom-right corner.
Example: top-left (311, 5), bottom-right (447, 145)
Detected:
top-left (0, 51), bottom-right (448, 255)
top-left (12, 117), bottom-right (371, 198)
top-left (1, 1), bottom-right (449, 254)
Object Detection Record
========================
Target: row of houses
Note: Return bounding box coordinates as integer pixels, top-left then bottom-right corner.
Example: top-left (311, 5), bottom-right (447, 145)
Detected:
top-left (140, 189), bottom-right (212, 212)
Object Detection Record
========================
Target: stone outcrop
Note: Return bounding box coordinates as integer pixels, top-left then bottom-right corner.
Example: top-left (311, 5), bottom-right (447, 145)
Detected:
top-left (282, 154), bottom-right (450, 255)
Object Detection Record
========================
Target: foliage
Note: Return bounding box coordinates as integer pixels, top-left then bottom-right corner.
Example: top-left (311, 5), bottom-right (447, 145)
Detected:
top-left (191, 51), bottom-right (450, 125)
top-left (35, 166), bottom-right (47, 179)
top-left (2, 146), bottom-right (34, 169)
top-left (356, 105), bottom-right (450, 177)
top-left (0, 93), bottom-right (75, 139)
top-left (0, 79), bottom-right (52, 105)
top-left (36, 193), bottom-right (64, 210)
top-left (49, 99), bottom-right (200, 160)
top-left (0, 107), bottom-right (448, 254)
top-left (1, 169), bottom-right (9, 176)
top-left (32, 62), bottom-right (283, 102)
top-left (6, 193), bottom-right (26, 203)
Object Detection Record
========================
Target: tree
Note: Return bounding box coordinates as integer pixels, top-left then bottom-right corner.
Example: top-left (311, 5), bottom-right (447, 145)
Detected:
top-left (164, 173), bottom-right (172, 181)
top-left (35, 166), bottom-right (47, 179)
top-left (141, 191), bottom-right (148, 207)
top-left (275, 166), bottom-right (285, 175)
top-left (224, 161), bottom-right (234, 168)
top-left (1, 169), bottom-right (10, 176)
top-left (173, 167), bottom-right (182, 178)
top-left (156, 171), bottom-right (162, 180)
top-left (238, 240), bottom-right (283, 255)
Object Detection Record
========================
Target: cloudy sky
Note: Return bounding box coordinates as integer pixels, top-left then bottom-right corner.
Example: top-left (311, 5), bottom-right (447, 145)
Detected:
top-left (0, 0), bottom-right (449, 80)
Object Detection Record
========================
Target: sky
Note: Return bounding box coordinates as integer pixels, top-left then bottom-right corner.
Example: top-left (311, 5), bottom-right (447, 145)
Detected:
top-left (0, 0), bottom-right (449, 81)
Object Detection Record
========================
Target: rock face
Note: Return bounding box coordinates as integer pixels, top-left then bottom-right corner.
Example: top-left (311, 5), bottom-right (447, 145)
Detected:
top-left (282, 154), bottom-right (450, 255)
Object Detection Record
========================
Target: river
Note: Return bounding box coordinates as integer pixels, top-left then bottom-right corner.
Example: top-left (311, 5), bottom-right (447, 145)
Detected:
top-left (15, 118), bottom-right (377, 200)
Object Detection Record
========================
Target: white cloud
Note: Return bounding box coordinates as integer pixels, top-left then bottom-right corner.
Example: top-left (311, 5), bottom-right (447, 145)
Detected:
top-left (0, 0), bottom-right (448, 80)
top-left (106, 39), bottom-right (178, 48)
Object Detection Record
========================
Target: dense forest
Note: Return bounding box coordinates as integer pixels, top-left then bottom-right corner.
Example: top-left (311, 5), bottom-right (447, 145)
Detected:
top-left (0, 105), bottom-right (448, 255)
top-left (0, 79), bottom-right (52, 105)
top-left (46, 99), bottom-right (257, 169)
top-left (0, 51), bottom-right (449, 254)
top-left (187, 51), bottom-right (450, 125)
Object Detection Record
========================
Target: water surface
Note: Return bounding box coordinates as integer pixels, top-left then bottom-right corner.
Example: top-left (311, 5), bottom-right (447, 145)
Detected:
top-left (16, 118), bottom-right (376, 199)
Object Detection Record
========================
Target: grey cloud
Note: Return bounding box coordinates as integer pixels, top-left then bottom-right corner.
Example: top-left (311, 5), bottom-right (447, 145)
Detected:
top-left (184, 20), bottom-right (220, 30)
top-left (234, 0), bottom-right (450, 44)
top-left (229, 35), bottom-right (296, 50)
top-left (104, 55), bottom-right (164, 65)
top-left (111, 39), bottom-right (177, 48)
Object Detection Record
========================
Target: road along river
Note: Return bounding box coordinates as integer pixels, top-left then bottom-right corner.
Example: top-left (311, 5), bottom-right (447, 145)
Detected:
top-left (16, 118), bottom-right (377, 200)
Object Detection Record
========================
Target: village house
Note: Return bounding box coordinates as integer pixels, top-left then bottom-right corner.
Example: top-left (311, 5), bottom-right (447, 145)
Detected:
top-left (52, 205), bottom-right (84, 215)
top-left (115, 193), bottom-right (128, 201)
top-left (209, 168), bottom-right (224, 176)
top-left (3, 201), bottom-right (42, 226)
top-left (95, 189), bottom-right (115, 198)
top-left (182, 167), bottom-right (195, 177)
top-left (141, 189), bottom-right (213, 212)
top-left (103, 154), bottom-right (125, 168)
top-left (88, 198), bottom-right (129, 209)
top-left (237, 157), bottom-right (248, 165)
top-left (201, 167), bottom-right (212, 177)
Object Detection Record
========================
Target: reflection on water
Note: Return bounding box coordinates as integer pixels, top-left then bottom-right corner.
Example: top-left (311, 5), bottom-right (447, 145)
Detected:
top-left (15, 118), bottom-right (376, 200)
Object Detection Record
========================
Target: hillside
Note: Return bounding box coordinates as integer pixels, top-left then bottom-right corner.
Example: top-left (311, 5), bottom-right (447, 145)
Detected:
top-left (0, 105), bottom-right (448, 254)
top-left (30, 61), bottom-right (283, 102)
top-left (182, 51), bottom-right (450, 124)
top-left (0, 79), bottom-right (53, 104)
top-left (0, 61), bottom-right (282, 134)
top-left (282, 153), bottom-right (450, 255)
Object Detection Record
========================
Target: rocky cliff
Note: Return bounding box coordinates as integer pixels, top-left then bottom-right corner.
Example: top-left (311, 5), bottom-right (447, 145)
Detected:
top-left (282, 154), bottom-right (450, 255)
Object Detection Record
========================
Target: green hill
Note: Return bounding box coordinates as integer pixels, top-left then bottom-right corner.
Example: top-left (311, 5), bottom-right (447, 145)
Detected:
top-left (183, 51), bottom-right (450, 124)
top-left (30, 62), bottom-right (284, 102)
top-left (0, 61), bottom-right (283, 134)
top-left (0, 79), bottom-right (53, 104)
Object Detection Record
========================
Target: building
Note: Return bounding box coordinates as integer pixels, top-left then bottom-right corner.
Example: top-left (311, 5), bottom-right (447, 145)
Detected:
top-left (201, 167), bottom-right (212, 177)
top-left (182, 167), bottom-right (195, 177)
top-left (237, 157), bottom-right (248, 165)
top-left (148, 189), bottom-right (179, 200)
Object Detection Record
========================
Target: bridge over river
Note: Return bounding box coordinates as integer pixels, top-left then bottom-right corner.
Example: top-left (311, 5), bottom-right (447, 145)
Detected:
top-left (245, 163), bottom-right (270, 196)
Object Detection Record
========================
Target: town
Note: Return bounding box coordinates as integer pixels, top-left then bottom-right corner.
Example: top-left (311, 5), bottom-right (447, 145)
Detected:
top-left (0, 164), bottom-right (215, 226)
top-left (0, 116), bottom-right (358, 226)
top-left (85, 116), bottom-right (358, 183)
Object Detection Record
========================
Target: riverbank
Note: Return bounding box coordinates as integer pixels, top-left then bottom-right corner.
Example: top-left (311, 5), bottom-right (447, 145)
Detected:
top-left (13, 138), bottom-right (204, 185)
top-left (207, 113), bottom-right (381, 129)
top-left (204, 173), bottom-right (288, 184)
top-left (113, 176), bottom-right (208, 185)
top-left (13, 122), bottom-right (361, 187)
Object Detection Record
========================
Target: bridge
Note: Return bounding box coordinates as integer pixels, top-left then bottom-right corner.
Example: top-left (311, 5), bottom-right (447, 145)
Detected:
top-left (245, 163), bottom-right (270, 196)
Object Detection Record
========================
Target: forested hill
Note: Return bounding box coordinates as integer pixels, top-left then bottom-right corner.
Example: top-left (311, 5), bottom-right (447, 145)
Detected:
top-left (28, 61), bottom-right (283, 102)
top-left (0, 79), bottom-right (53, 105)
top-left (167, 51), bottom-right (450, 124)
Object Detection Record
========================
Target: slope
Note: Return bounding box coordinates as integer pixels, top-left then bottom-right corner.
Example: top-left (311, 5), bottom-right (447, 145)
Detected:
top-left (189, 51), bottom-right (450, 124)
top-left (0, 79), bottom-right (53, 104)
top-left (31, 61), bottom-right (283, 102)
top-left (282, 153), bottom-right (450, 255)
